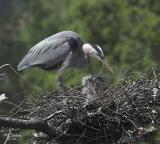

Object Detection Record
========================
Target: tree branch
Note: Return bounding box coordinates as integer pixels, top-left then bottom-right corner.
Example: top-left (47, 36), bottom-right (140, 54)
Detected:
top-left (0, 116), bottom-right (62, 138)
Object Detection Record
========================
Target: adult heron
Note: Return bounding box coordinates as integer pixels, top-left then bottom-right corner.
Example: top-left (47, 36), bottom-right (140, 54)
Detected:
top-left (17, 31), bottom-right (113, 87)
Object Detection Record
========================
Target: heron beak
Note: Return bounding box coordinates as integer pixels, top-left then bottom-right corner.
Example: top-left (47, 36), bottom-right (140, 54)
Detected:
top-left (101, 58), bottom-right (113, 73)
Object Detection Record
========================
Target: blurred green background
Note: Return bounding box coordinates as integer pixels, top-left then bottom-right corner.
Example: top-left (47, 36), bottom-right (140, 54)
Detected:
top-left (0, 0), bottom-right (160, 143)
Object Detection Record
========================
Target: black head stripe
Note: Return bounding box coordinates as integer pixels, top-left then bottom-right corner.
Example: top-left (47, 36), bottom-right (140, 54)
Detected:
top-left (98, 53), bottom-right (105, 59)
top-left (91, 44), bottom-right (104, 59)
top-left (91, 44), bottom-right (102, 55)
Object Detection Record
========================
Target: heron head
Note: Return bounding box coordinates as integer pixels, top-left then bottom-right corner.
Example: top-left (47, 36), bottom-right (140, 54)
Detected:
top-left (82, 43), bottom-right (113, 73)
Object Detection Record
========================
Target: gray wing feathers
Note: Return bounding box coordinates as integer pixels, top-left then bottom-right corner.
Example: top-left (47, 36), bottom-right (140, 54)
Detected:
top-left (28, 38), bottom-right (67, 55)
top-left (17, 31), bottom-right (82, 71)
top-left (17, 40), bottom-right (70, 70)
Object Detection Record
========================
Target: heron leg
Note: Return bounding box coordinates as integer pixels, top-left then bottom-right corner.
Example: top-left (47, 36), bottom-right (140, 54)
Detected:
top-left (57, 65), bottom-right (68, 93)
top-left (57, 76), bottom-right (65, 92)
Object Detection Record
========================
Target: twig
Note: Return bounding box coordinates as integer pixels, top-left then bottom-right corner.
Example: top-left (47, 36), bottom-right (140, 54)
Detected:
top-left (3, 129), bottom-right (11, 144)
top-left (42, 110), bottom-right (64, 122)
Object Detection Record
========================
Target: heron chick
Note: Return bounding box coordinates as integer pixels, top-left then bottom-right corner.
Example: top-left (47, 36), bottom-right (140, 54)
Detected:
top-left (17, 31), bottom-right (113, 87)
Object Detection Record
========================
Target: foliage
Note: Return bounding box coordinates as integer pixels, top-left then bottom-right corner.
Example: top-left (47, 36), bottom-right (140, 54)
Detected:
top-left (1, 0), bottom-right (160, 91)
top-left (16, 0), bottom-right (159, 89)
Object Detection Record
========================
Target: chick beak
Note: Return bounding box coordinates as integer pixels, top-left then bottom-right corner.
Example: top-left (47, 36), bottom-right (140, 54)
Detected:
top-left (101, 58), bottom-right (113, 73)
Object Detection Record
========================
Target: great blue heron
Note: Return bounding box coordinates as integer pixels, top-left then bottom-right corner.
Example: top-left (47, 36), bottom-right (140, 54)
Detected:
top-left (17, 31), bottom-right (113, 87)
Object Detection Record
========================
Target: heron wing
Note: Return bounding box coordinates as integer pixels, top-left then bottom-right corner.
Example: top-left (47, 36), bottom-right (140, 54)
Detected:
top-left (17, 38), bottom-right (71, 70)
top-left (17, 31), bottom-right (83, 71)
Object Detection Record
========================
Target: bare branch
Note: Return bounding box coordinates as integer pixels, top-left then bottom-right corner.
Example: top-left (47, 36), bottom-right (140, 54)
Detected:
top-left (0, 116), bottom-right (62, 138)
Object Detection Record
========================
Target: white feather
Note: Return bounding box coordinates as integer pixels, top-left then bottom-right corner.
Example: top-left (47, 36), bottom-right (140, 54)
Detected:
top-left (0, 93), bottom-right (7, 102)
top-left (96, 45), bottom-right (104, 55)
top-left (82, 44), bottom-right (97, 55)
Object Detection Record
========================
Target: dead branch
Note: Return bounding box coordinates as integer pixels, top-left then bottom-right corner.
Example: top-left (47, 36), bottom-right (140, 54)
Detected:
top-left (0, 116), bottom-right (62, 138)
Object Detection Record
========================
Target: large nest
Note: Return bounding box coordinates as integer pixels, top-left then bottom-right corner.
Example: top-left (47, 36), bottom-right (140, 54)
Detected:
top-left (25, 75), bottom-right (160, 144)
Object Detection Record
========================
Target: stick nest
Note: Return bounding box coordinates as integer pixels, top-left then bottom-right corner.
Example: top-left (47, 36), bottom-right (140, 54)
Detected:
top-left (26, 75), bottom-right (160, 144)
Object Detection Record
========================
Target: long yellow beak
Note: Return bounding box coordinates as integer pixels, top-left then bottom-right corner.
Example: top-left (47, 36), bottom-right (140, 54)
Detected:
top-left (101, 59), bottom-right (113, 73)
